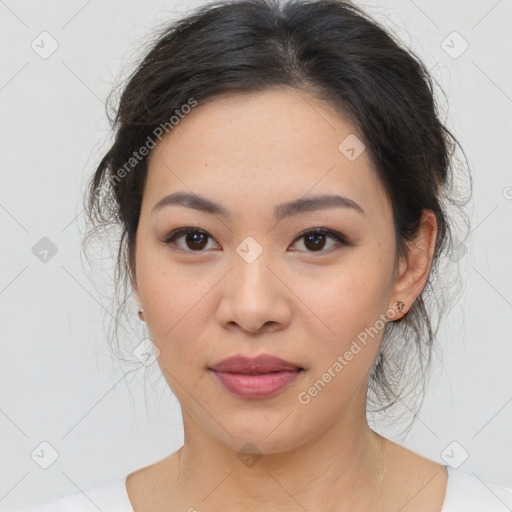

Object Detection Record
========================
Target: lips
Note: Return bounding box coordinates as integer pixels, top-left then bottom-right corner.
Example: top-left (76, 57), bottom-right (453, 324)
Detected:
top-left (209, 354), bottom-right (304, 374)
top-left (208, 354), bottom-right (305, 399)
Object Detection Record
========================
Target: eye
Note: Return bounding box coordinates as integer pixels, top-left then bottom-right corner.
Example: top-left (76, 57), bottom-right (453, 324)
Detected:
top-left (290, 228), bottom-right (350, 253)
top-left (163, 227), bottom-right (219, 252)
top-left (163, 227), bottom-right (349, 253)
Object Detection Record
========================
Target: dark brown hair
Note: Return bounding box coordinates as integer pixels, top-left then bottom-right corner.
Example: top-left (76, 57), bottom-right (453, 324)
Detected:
top-left (83, 0), bottom-right (471, 430)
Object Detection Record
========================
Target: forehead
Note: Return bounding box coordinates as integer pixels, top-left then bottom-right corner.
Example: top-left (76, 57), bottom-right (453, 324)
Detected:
top-left (144, 87), bottom-right (391, 220)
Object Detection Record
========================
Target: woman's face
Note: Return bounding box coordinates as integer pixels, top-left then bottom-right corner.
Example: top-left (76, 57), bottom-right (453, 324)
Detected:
top-left (133, 87), bottom-right (407, 454)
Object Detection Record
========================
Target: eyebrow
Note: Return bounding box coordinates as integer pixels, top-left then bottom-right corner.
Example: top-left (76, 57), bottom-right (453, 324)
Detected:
top-left (151, 191), bottom-right (365, 220)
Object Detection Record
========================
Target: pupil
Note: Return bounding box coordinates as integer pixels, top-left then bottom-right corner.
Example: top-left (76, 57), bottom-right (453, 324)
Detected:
top-left (187, 232), bottom-right (207, 250)
top-left (306, 233), bottom-right (325, 251)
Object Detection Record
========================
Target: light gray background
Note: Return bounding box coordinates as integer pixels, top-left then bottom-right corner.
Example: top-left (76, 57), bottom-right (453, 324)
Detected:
top-left (1, 0), bottom-right (511, 509)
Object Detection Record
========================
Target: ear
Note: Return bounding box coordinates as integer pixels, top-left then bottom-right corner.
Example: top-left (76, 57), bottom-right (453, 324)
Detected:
top-left (129, 235), bottom-right (145, 320)
top-left (131, 278), bottom-right (145, 322)
top-left (389, 210), bottom-right (438, 317)
top-left (130, 269), bottom-right (142, 306)
top-left (133, 286), bottom-right (141, 306)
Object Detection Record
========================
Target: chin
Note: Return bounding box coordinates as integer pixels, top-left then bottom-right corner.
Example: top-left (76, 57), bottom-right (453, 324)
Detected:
top-left (208, 416), bottom-right (311, 457)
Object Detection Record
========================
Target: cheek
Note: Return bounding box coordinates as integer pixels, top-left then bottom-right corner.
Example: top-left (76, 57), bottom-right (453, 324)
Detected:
top-left (314, 256), bottom-right (391, 325)
top-left (144, 292), bottom-right (211, 393)
top-left (297, 282), bottom-right (388, 410)
top-left (136, 253), bottom-right (215, 371)
top-left (303, 253), bottom-right (392, 364)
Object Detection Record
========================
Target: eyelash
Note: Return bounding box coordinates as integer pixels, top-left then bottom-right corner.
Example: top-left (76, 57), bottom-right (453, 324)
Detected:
top-left (163, 227), bottom-right (351, 254)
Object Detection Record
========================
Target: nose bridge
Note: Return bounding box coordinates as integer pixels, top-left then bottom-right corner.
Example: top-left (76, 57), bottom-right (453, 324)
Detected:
top-left (218, 234), bottom-right (290, 332)
top-left (232, 234), bottom-right (275, 297)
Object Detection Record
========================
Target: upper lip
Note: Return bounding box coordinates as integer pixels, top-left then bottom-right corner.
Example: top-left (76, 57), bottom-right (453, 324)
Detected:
top-left (209, 354), bottom-right (304, 373)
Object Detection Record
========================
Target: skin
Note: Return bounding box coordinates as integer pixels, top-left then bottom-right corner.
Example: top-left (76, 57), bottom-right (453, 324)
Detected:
top-left (129, 87), bottom-right (447, 511)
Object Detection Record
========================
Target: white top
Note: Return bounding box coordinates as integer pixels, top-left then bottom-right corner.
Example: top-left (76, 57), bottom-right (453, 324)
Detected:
top-left (14, 465), bottom-right (512, 511)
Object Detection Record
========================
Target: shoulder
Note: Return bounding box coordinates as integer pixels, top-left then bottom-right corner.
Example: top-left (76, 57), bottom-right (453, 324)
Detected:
top-left (442, 466), bottom-right (512, 512)
top-left (381, 437), bottom-right (512, 512)
top-left (13, 477), bottom-right (133, 512)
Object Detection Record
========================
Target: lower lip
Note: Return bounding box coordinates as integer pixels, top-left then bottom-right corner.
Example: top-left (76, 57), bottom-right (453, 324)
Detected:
top-left (211, 369), bottom-right (303, 399)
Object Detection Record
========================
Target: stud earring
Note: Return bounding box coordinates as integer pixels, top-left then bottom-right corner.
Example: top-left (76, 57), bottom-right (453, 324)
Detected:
top-left (393, 300), bottom-right (405, 314)
top-left (137, 306), bottom-right (144, 321)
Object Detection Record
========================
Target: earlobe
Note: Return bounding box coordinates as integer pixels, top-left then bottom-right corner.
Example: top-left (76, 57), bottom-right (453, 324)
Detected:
top-left (132, 284), bottom-right (145, 322)
top-left (389, 210), bottom-right (438, 316)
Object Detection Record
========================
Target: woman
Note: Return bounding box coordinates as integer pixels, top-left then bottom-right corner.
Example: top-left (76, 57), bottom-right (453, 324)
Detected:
top-left (17, 0), bottom-right (512, 510)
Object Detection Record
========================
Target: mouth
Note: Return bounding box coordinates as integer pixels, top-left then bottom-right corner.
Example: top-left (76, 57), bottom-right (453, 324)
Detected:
top-left (210, 369), bottom-right (304, 399)
top-left (209, 354), bottom-right (304, 373)
top-left (220, 370), bottom-right (303, 375)
top-left (208, 354), bottom-right (305, 399)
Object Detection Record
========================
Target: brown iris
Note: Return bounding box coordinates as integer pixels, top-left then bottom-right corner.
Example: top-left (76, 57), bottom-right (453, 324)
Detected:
top-left (303, 232), bottom-right (327, 251)
top-left (185, 232), bottom-right (209, 250)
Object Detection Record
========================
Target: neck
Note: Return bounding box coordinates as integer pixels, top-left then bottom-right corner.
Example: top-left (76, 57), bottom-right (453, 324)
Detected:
top-left (173, 412), bottom-right (387, 511)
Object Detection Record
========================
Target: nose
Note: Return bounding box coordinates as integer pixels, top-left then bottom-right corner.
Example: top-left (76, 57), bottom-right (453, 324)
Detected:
top-left (216, 251), bottom-right (292, 334)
